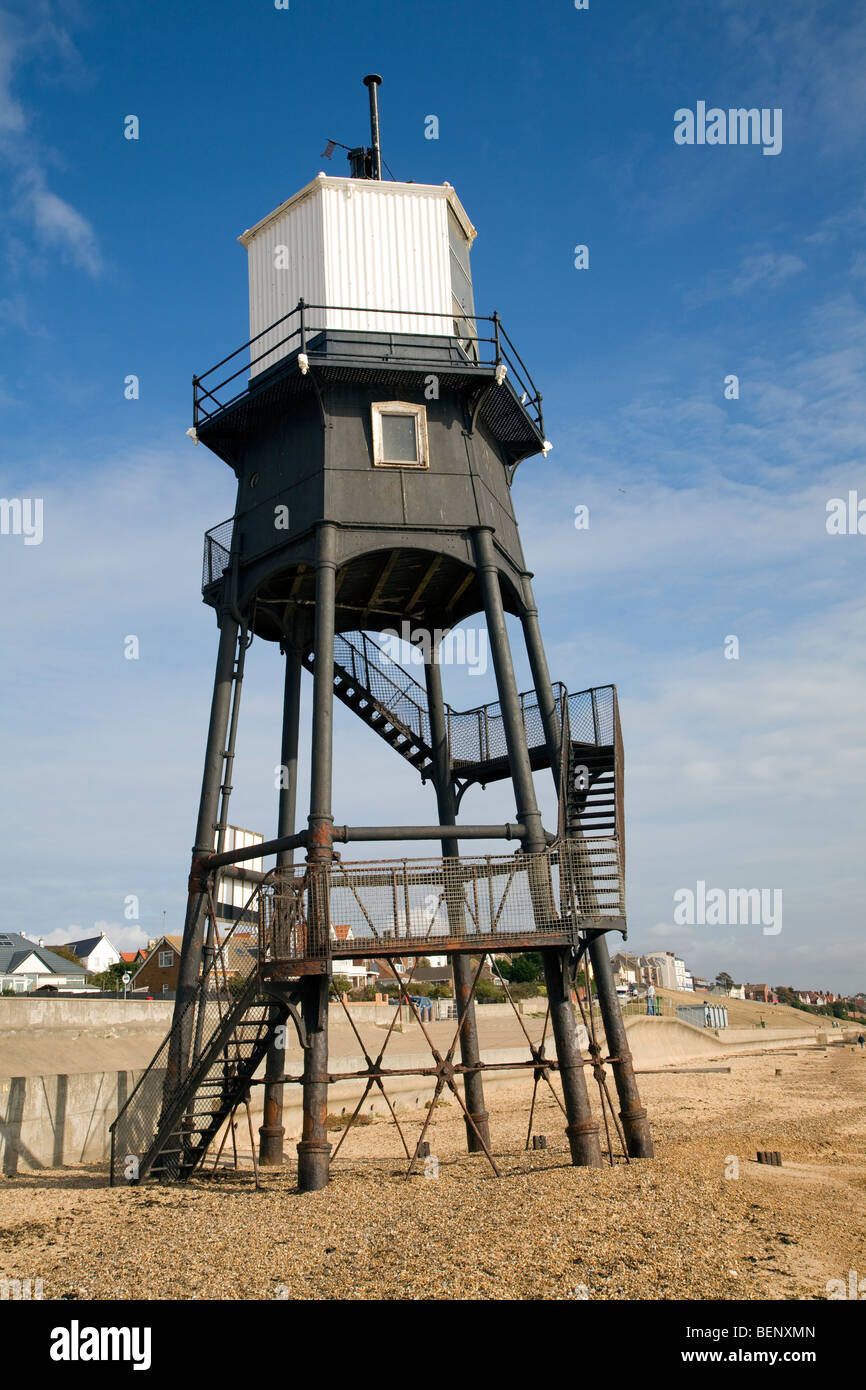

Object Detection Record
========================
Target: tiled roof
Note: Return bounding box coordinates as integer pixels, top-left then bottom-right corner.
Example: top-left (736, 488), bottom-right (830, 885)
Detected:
top-left (0, 933), bottom-right (87, 976)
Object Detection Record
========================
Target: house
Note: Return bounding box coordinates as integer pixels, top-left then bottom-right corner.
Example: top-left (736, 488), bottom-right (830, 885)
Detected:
top-left (132, 931), bottom-right (258, 997)
top-left (411, 965), bottom-right (453, 988)
top-left (610, 952), bottom-right (641, 992)
top-left (745, 982), bottom-right (776, 1004)
top-left (691, 975), bottom-right (710, 992)
top-left (120, 949), bottom-right (147, 969)
top-left (369, 958), bottom-right (409, 989)
top-left (132, 935), bottom-right (184, 995)
top-left (330, 924), bottom-right (370, 989)
top-left (0, 933), bottom-right (88, 994)
top-left (63, 932), bottom-right (122, 974)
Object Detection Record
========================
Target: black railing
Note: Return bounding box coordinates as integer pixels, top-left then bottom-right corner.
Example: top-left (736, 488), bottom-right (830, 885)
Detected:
top-left (193, 301), bottom-right (544, 435)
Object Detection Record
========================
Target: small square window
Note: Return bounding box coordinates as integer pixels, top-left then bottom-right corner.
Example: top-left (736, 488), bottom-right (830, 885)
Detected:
top-left (381, 413), bottom-right (418, 462)
top-left (158, 950), bottom-right (174, 969)
top-left (371, 402), bottom-right (429, 469)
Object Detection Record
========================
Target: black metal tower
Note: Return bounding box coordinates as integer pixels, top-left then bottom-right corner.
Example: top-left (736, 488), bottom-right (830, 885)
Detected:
top-left (111, 77), bottom-right (652, 1191)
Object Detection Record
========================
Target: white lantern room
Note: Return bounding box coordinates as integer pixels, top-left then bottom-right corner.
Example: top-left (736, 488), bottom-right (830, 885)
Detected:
top-left (238, 174), bottom-right (477, 377)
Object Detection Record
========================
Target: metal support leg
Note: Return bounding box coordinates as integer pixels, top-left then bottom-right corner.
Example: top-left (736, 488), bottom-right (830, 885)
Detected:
top-left (473, 529), bottom-right (601, 1168)
top-left (543, 947), bottom-right (606, 1165)
top-left (297, 974), bottom-right (331, 1191)
top-left (520, 575), bottom-right (653, 1159)
top-left (424, 656), bottom-right (489, 1154)
top-left (586, 933), bottom-right (653, 1156)
top-left (260, 638), bottom-right (303, 1167)
top-left (298, 523), bottom-right (337, 1192)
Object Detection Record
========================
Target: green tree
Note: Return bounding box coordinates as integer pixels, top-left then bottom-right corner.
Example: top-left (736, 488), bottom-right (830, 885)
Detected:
top-left (89, 962), bottom-right (129, 992)
top-left (474, 978), bottom-right (505, 1004)
top-left (508, 952), bottom-right (544, 984)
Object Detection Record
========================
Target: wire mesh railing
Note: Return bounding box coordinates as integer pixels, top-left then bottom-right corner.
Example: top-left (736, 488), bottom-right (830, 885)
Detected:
top-left (333, 631), bottom-right (615, 773)
top-left (202, 516), bottom-right (234, 589)
top-left (335, 632), bottom-right (432, 750)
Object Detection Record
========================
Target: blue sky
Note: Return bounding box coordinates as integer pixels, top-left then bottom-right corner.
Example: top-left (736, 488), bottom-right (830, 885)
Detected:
top-left (1, 0), bottom-right (864, 991)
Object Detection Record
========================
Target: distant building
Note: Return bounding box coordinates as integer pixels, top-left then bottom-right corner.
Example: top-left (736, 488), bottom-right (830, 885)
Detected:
top-left (62, 932), bottom-right (121, 975)
top-left (744, 982), bottom-right (776, 1004)
top-left (0, 933), bottom-right (88, 994)
top-left (330, 925), bottom-right (371, 989)
top-left (132, 932), bottom-right (257, 997)
top-left (120, 949), bottom-right (147, 969)
top-left (691, 975), bottom-right (710, 992)
top-left (610, 951), bottom-right (641, 982)
top-left (411, 965), bottom-right (453, 987)
top-left (645, 952), bottom-right (679, 991)
top-left (674, 957), bottom-right (692, 991)
top-left (639, 955), bottom-right (661, 988)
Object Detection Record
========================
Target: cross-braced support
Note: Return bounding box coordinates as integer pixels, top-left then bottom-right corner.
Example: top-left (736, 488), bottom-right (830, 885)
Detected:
top-left (424, 654), bottom-right (490, 1154)
top-left (473, 526), bottom-right (602, 1168)
top-left (260, 634), bottom-right (303, 1166)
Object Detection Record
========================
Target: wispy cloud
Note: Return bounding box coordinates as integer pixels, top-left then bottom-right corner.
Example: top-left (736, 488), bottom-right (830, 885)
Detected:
top-left (0, 5), bottom-right (102, 278)
top-left (684, 250), bottom-right (806, 310)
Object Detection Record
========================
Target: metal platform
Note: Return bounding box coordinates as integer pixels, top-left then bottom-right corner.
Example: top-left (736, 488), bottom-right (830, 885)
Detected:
top-left (257, 843), bottom-right (626, 978)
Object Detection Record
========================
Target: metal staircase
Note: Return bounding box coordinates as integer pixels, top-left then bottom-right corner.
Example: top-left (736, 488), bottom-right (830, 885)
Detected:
top-left (303, 631), bottom-right (435, 777)
top-left (110, 922), bottom-right (289, 1186)
top-left (562, 705), bottom-right (624, 917)
top-left (307, 630), bottom-right (622, 796)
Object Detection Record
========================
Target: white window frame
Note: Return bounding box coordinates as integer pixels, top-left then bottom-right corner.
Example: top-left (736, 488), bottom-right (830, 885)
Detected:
top-left (158, 950), bottom-right (174, 969)
top-left (370, 402), bottom-right (429, 470)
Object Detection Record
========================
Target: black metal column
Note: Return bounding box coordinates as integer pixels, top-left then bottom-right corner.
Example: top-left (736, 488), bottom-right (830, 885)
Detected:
top-left (520, 576), bottom-right (653, 1159)
top-left (585, 931), bottom-right (653, 1156)
top-left (298, 523), bottom-right (336, 1192)
top-left (424, 655), bottom-right (490, 1153)
top-left (260, 636), bottom-right (303, 1167)
top-left (473, 529), bottom-right (601, 1168)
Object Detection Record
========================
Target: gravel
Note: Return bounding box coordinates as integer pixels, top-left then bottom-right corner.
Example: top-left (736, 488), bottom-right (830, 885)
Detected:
top-left (1, 1045), bottom-right (864, 1301)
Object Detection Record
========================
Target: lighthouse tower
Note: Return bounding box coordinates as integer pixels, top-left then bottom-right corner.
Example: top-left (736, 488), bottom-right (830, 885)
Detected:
top-left (111, 77), bottom-right (652, 1191)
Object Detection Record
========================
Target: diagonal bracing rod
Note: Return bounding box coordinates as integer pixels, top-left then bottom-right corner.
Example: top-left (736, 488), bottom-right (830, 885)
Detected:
top-left (425, 654), bottom-right (491, 1155)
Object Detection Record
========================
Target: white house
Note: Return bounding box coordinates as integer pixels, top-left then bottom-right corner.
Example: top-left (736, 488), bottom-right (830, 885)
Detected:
top-left (0, 933), bottom-right (88, 993)
top-left (330, 924), bottom-right (372, 989)
top-left (63, 932), bottom-right (122, 974)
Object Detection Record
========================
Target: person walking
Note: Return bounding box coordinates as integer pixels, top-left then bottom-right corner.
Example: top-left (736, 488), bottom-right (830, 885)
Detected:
top-left (646, 982), bottom-right (656, 1016)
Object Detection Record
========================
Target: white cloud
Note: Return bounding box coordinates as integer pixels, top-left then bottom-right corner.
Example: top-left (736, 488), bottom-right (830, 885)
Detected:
top-left (685, 251), bottom-right (806, 310)
top-left (18, 168), bottom-right (102, 277)
top-left (45, 921), bottom-right (149, 952)
top-left (0, 6), bottom-right (102, 279)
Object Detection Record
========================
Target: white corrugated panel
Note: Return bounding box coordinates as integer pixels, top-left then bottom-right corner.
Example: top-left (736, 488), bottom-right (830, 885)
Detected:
top-left (320, 181), bottom-right (452, 335)
top-left (240, 176), bottom-right (475, 375)
top-left (244, 185), bottom-right (325, 376)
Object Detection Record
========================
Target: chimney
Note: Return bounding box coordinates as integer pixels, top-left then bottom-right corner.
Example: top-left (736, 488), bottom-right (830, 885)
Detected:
top-left (39, 937), bottom-right (44, 947)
